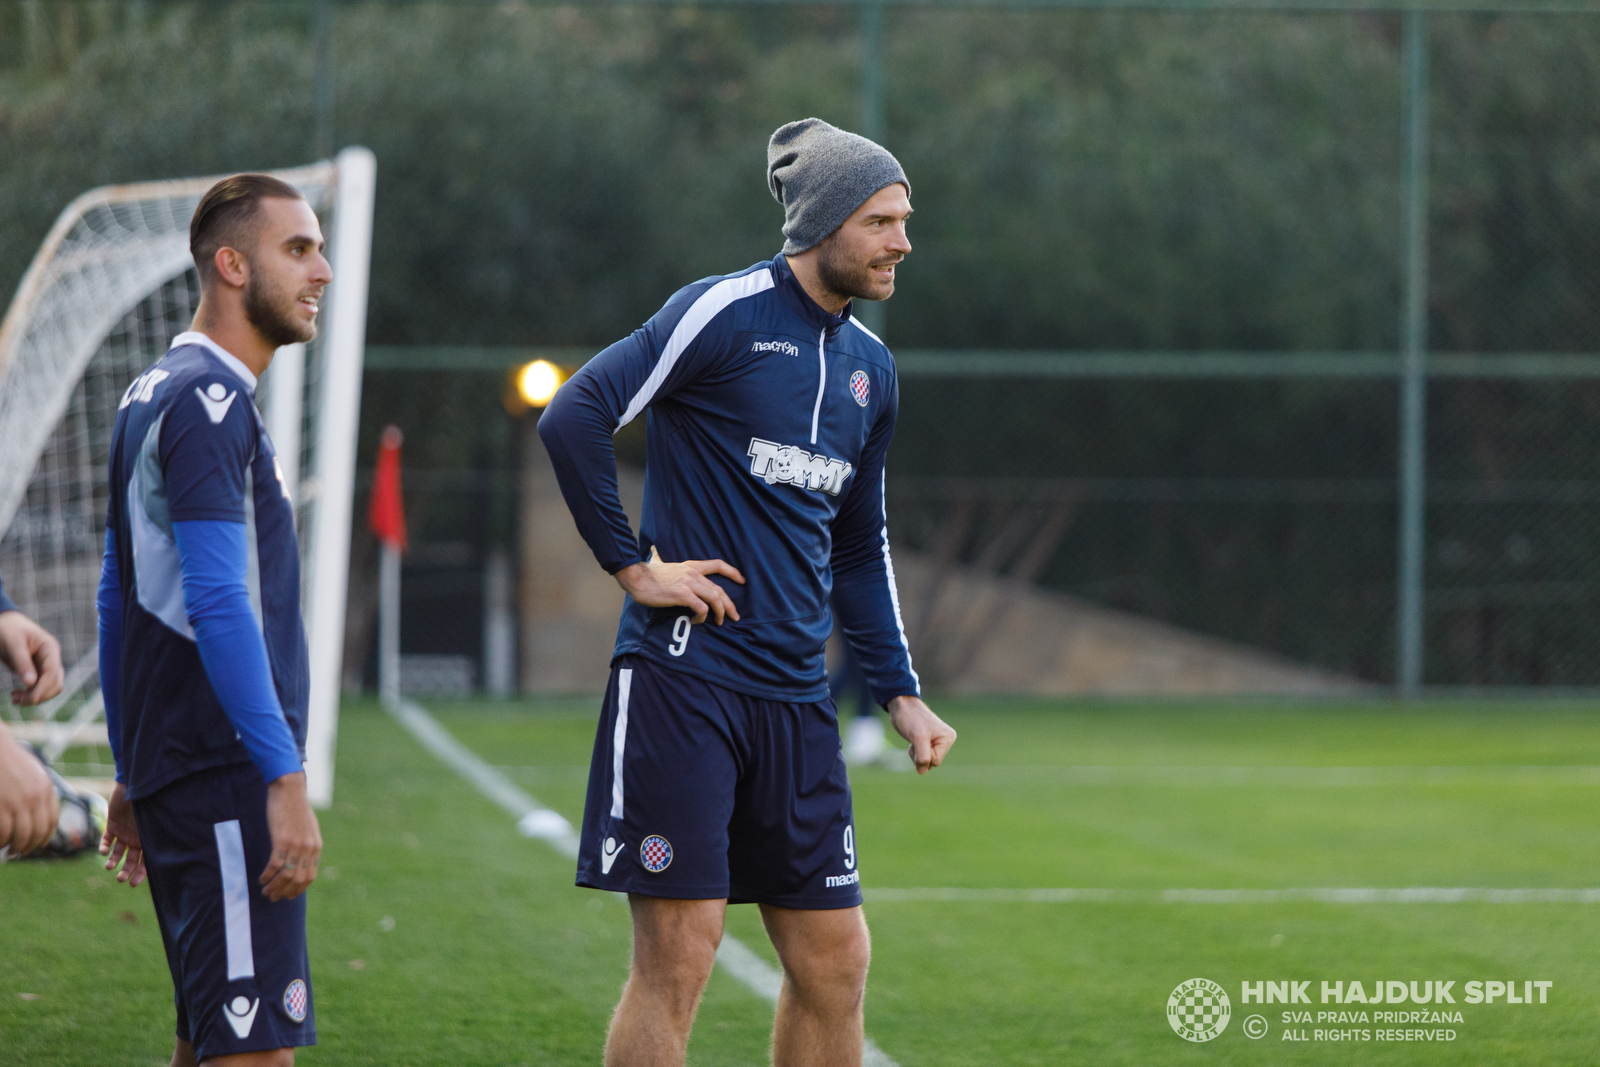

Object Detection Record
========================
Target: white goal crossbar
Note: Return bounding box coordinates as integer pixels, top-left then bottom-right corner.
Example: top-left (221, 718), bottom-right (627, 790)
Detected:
top-left (0, 147), bottom-right (375, 807)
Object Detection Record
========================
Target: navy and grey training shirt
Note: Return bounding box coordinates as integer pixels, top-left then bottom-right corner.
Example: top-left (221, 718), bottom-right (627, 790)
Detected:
top-left (99, 333), bottom-right (309, 800)
top-left (538, 254), bottom-right (920, 707)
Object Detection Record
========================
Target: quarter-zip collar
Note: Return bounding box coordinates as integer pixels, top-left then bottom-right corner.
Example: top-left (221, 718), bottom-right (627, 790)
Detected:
top-left (772, 255), bottom-right (852, 341)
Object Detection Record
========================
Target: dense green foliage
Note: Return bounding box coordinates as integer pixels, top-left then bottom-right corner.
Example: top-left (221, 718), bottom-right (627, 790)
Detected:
top-left (8, 696), bottom-right (1600, 1063)
top-left (7, 4), bottom-right (1599, 350)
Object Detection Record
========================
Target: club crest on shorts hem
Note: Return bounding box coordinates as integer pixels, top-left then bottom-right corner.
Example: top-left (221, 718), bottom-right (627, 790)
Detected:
top-left (640, 835), bottom-right (673, 873)
top-left (283, 979), bottom-right (308, 1023)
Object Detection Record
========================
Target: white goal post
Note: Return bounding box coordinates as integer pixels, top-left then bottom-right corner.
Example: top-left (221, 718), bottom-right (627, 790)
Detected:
top-left (0, 147), bottom-right (375, 808)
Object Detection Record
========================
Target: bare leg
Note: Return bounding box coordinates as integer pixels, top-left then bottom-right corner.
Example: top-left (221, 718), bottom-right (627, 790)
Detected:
top-left (203, 1053), bottom-right (294, 1066)
top-left (606, 895), bottom-right (726, 1067)
top-left (760, 905), bottom-right (871, 1067)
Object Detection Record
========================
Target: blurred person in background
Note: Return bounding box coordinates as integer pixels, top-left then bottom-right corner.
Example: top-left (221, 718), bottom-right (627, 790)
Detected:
top-left (540, 117), bottom-right (955, 1067)
top-left (0, 567), bottom-right (65, 857)
top-left (832, 636), bottom-right (891, 768)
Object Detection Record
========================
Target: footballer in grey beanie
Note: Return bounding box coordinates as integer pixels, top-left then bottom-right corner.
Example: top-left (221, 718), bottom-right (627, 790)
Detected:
top-left (767, 118), bottom-right (910, 255)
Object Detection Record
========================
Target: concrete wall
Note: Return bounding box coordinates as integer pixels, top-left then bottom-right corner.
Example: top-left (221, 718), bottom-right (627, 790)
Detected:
top-left (893, 554), bottom-right (1357, 696)
top-left (519, 424), bottom-right (643, 694)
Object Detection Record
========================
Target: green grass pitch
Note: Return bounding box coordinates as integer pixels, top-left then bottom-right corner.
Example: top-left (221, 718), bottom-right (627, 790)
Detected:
top-left (4, 697), bottom-right (1599, 1064)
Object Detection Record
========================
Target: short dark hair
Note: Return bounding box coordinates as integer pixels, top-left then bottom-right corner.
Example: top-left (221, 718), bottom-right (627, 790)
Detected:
top-left (189, 173), bottom-right (306, 285)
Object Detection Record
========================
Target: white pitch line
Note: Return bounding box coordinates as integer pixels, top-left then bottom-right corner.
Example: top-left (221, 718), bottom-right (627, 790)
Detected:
top-left (929, 764), bottom-right (1600, 786)
top-left (866, 887), bottom-right (1600, 904)
top-left (387, 698), bottom-right (580, 855)
top-left (388, 698), bottom-right (900, 1067)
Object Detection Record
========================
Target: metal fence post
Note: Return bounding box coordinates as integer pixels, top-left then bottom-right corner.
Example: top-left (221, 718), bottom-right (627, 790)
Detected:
top-left (1396, 10), bottom-right (1430, 695)
top-left (313, 0), bottom-right (334, 159)
top-left (856, 0), bottom-right (889, 339)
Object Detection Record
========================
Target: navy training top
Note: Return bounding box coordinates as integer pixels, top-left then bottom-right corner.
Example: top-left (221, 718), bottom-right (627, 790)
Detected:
top-left (100, 333), bottom-right (309, 800)
top-left (538, 254), bottom-right (920, 706)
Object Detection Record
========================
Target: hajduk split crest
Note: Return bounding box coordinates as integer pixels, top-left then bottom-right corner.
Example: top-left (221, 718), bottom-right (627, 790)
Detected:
top-left (1168, 977), bottom-right (1231, 1042)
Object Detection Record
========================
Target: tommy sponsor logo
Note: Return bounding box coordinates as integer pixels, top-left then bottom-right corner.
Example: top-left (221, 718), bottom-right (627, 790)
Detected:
top-left (600, 836), bottom-right (625, 874)
top-left (197, 382), bottom-right (238, 424)
top-left (283, 979), bottom-right (308, 1023)
top-left (223, 995), bottom-right (260, 1039)
top-left (747, 438), bottom-right (853, 496)
top-left (751, 339), bottom-right (800, 357)
top-left (118, 368), bottom-right (170, 409)
top-left (825, 870), bottom-right (860, 889)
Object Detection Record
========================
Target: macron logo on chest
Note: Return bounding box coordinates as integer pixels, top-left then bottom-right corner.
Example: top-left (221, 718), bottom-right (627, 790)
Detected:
top-left (751, 340), bottom-right (800, 358)
top-left (747, 438), bottom-right (853, 496)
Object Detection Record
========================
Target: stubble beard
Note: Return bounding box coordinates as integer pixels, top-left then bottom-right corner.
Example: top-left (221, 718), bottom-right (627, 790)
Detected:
top-left (244, 262), bottom-right (317, 347)
top-left (816, 237), bottom-right (896, 305)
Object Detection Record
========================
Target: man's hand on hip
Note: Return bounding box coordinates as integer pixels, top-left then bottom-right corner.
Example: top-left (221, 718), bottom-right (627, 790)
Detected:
top-left (0, 728), bottom-right (59, 856)
top-left (615, 547), bottom-right (745, 625)
top-left (886, 696), bottom-right (956, 774)
top-left (260, 771), bottom-right (321, 901)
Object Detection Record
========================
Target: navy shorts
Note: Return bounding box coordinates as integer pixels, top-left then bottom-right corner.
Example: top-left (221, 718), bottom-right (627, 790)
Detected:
top-left (576, 655), bottom-right (864, 909)
top-left (133, 763), bottom-right (316, 1059)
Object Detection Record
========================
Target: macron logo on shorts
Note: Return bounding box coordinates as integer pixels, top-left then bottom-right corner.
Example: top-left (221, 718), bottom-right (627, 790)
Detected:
top-left (223, 995), bottom-right (259, 1038)
top-left (601, 836), bottom-right (625, 874)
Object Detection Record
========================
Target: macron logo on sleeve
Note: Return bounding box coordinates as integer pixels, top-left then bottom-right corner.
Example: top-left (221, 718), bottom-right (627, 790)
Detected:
top-left (196, 382), bottom-right (238, 424)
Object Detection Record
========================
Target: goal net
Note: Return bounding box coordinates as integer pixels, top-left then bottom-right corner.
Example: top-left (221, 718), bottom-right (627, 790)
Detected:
top-left (0, 147), bottom-right (374, 807)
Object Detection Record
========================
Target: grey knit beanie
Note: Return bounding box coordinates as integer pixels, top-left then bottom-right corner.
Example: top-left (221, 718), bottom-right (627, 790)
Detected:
top-left (767, 118), bottom-right (909, 255)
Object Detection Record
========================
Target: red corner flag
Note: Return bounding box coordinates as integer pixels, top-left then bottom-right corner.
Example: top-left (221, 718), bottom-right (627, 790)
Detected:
top-left (368, 425), bottom-right (407, 551)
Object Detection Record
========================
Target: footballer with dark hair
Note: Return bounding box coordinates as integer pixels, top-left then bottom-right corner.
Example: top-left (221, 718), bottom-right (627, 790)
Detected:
top-left (97, 173), bottom-right (330, 1066)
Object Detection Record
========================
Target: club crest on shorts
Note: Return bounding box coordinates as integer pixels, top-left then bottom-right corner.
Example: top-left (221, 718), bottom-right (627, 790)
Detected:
top-left (640, 835), bottom-right (673, 873)
top-left (849, 370), bottom-right (870, 407)
top-left (283, 979), bottom-right (308, 1023)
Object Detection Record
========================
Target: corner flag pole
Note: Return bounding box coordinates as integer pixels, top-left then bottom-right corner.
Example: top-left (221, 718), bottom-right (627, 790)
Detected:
top-left (304, 145), bottom-right (376, 809)
top-left (370, 426), bottom-right (408, 708)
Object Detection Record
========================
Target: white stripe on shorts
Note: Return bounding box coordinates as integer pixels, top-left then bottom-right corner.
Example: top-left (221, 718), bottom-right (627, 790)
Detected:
top-left (610, 668), bottom-right (633, 819)
top-left (214, 820), bottom-right (256, 981)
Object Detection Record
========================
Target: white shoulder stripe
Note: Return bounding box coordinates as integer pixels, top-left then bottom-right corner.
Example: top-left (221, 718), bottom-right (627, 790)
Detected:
top-left (850, 315), bottom-right (886, 347)
top-left (880, 479), bottom-right (920, 690)
top-left (616, 269), bottom-right (776, 430)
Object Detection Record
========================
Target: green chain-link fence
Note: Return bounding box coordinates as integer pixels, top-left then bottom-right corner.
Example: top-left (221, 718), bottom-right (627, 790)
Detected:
top-left (8, 0), bottom-right (1600, 689)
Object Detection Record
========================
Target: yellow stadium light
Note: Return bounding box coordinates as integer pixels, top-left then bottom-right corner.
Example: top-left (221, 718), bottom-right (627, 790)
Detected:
top-left (517, 359), bottom-right (565, 408)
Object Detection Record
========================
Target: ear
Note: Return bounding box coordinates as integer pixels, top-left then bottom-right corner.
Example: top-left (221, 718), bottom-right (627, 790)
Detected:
top-left (211, 246), bottom-right (250, 290)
